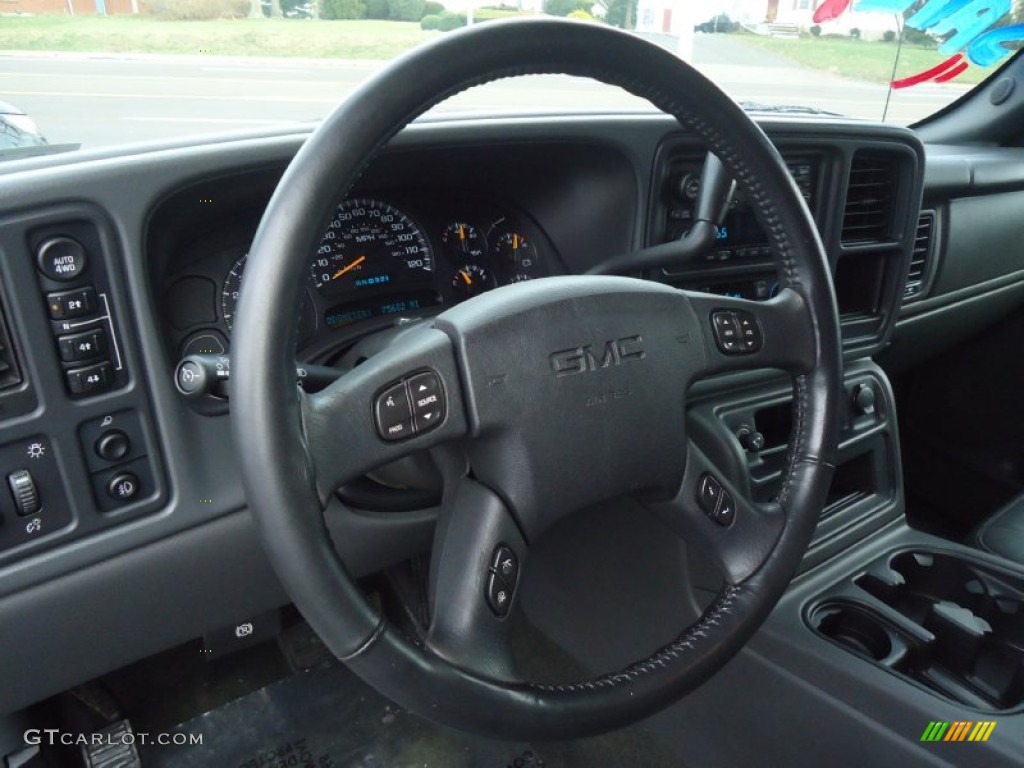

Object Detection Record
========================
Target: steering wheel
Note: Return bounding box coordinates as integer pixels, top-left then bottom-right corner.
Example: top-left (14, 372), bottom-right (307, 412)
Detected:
top-left (233, 19), bottom-right (841, 740)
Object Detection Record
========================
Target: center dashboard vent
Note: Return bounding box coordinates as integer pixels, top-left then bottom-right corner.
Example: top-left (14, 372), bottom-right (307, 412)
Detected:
top-left (905, 211), bottom-right (935, 300)
top-left (842, 151), bottom-right (898, 245)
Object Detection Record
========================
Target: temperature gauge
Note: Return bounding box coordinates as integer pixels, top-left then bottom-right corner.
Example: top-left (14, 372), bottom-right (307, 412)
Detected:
top-left (441, 222), bottom-right (485, 260)
top-left (451, 264), bottom-right (493, 298)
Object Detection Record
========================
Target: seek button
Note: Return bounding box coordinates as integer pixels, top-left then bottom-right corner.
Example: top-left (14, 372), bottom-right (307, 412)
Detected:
top-left (408, 372), bottom-right (444, 433)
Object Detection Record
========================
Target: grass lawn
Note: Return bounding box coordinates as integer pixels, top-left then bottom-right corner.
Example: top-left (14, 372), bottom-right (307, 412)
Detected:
top-left (735, 34), bottom-right (994, 86)
top-left (0, 15), bottom-right (441, 59)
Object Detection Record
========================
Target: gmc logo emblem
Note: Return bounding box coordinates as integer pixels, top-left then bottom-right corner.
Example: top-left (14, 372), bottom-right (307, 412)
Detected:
top-left (550, 335), bottom-right (646, 377)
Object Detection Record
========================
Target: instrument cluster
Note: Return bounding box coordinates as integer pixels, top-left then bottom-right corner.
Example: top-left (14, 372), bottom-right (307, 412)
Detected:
top-left (173, 193), bottom-right (560, 359)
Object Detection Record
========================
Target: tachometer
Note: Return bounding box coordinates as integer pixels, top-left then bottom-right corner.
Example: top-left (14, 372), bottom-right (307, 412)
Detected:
top-left (221, 253), bottom-right (316, 342)
top-left (220, 254), bottom-right (247, 332)
top-left (311, 199), bottom-right (432, 296)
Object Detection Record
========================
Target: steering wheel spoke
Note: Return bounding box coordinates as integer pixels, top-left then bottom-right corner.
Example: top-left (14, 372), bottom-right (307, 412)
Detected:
top-left (647, 441), bottom-right (785, 585)
top-left (301, 325), bottom-right (468, 504)
top-left (685, 287), bottom-right (816, 378)
top-left (425, 476), bottom-right (527, 683)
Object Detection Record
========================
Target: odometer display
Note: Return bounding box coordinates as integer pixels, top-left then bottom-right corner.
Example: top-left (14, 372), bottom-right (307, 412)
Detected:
top-left (311, 199), bottom-right (432, 296)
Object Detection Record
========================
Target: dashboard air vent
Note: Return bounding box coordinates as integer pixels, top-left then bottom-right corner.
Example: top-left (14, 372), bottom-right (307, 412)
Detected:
top-left (905, 211), bottom-right (935, 300)
top-left (842, 152), bottom-right (898, 245)
top-left (0, 292), bottom-right (20, 391)
top-left (0, 324), bottom-right (19, 391)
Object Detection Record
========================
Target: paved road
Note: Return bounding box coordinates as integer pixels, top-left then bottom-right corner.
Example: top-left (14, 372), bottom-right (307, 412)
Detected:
top-left (1, 34), bottom-right (964, 150)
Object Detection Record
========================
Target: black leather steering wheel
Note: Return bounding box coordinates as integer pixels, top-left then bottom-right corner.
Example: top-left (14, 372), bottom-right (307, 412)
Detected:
top-left (233, 18), bottom-right (841, 740)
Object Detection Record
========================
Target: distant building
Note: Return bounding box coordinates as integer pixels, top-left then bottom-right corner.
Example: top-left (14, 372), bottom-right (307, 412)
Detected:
top-left (2, 0), bottom-right (139, 14)
top-left (634, 0), bottom-right (701, 37)
top-left (733, 0), bottom-right (898, 40)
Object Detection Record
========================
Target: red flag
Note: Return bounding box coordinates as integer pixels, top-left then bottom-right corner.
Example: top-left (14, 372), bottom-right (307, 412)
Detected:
top-left (813, 0), bottom-right (852, 23)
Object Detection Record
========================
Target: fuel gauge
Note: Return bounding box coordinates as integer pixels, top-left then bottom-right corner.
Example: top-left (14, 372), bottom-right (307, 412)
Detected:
top-left (441, 222), bottom-right (485, 260)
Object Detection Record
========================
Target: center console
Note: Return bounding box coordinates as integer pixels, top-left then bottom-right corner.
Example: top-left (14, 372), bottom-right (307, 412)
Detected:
top-left (668, 357), bottom-right (1024, 763)
top-left (690, 360), bottom-right (903, 571)
top-left (810, 548), bottom-right (1024, 711)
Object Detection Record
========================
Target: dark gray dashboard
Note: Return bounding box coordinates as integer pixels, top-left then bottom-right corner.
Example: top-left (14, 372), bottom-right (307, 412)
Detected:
top-left (0, 111), bottom-right (1018, 718)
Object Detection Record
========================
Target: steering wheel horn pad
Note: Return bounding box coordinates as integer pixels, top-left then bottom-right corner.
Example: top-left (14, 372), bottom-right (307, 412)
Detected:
top-left (233, 18), bottom-right (841, 740)
top-left (437, 276), bottom-right (700, 538)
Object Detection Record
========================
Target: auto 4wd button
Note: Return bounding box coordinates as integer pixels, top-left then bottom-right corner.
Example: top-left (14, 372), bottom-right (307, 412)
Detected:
top-left (37, 236), bottom-right (88, 282)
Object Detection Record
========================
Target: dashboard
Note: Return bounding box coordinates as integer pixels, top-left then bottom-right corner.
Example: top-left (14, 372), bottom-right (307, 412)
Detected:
top-left (3, 108), bottom-right (1024, 736)
top-left (151, 123), bottom-right (925, 378)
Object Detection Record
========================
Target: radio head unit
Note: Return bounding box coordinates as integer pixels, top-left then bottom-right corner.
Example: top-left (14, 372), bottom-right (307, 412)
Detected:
top-left (661, 155), bottom-right (818, 271)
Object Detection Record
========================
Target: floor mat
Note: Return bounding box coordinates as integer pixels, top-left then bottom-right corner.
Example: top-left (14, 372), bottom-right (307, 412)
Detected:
top-left (141, 659), bottom-right (683, 768)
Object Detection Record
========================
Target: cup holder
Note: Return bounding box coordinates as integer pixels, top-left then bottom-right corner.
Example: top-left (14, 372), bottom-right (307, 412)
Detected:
top-left (811, 602), bottom-right (894, 661)
top-left (809, 549), bottom-right (1024, 710)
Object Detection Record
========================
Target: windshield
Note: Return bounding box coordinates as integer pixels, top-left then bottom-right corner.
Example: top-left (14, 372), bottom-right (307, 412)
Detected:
top-left (2, 0), bottom-right (1022, 152)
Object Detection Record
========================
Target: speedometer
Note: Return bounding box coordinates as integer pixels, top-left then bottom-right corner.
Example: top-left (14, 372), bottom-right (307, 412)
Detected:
top-left (311, 199), bottom-right (432, 296)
